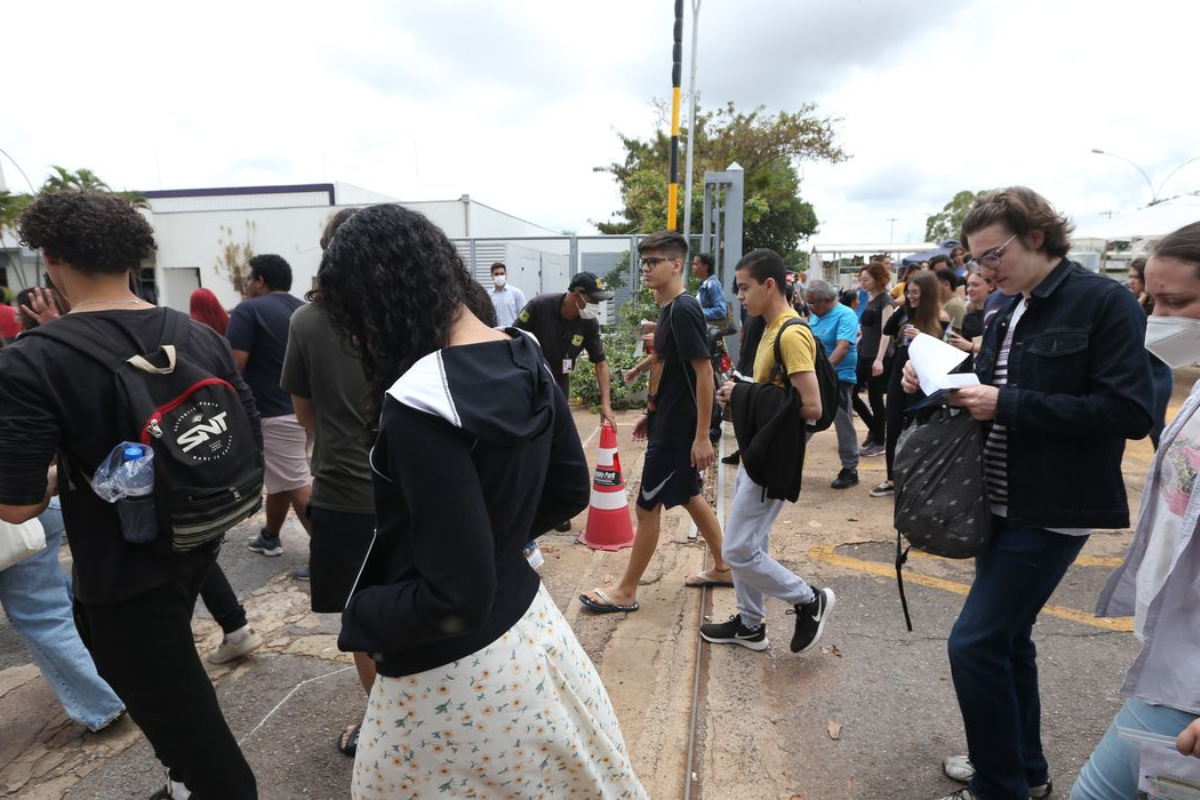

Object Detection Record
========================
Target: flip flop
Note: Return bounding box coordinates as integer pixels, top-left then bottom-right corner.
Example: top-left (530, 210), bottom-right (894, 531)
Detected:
top-left (685, 569), bottom-right (734, 588)
top-left (337, 723), bottom-right (360, 757)
top-left (579, 589), bottom-right (639, 614)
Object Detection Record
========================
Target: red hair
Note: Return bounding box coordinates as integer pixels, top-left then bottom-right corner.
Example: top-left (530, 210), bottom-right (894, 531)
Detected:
top-left (190, 288), bottom-right (229, 336)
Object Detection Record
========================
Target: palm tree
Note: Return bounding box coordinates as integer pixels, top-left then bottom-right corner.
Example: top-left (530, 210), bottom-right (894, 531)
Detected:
top-left (39, 166), bottom-right (147, 208)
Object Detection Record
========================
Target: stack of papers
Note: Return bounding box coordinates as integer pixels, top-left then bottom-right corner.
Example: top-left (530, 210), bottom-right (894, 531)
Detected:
top-left (908, 333), bottom-right (981, 396)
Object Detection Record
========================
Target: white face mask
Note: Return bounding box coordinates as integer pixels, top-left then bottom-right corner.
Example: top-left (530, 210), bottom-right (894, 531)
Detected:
top-left (493, 275), bottom-right (506, 288)
top-left (1145, 315), bottom-right (1200, 368)
top-left (578, 302), bottom-right (601, 321)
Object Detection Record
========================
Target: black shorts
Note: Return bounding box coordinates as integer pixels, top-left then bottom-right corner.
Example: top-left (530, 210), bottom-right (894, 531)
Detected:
top-left (636, 443), bottom-right (701, 511)
top-left (306, 504), bottom-right (376, 614)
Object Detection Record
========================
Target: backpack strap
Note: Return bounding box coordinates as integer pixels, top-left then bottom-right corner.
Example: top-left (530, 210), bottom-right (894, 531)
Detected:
top-left (769, 317), bottom-right (805, 384)
top-left (895, 530), bottom-right (914, 632)
top-left (26, 308), bottom-right (186, 374)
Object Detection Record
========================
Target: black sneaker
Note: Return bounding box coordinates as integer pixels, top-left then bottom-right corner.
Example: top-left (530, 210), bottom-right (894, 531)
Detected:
top-left (554, 520), bottom-right (572, 532)
top-left (831, 468), bottom-right (859, 489)
top-left (699, 614), bottom-right (768, 651)
top-left (789, 588), bottom-right (836, 654)
top-left (247, 528), bottom-right (283, 556)
top-left (720, 450), bottom-right (741, 466)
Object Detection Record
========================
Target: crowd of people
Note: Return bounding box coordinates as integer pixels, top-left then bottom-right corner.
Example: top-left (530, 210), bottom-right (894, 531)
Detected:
top-left (0, 184), bottom-right (1198, 800)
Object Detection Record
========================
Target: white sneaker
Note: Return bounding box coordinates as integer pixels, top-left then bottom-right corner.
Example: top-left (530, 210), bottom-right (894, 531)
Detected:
top-left (208, 626), bottom-right (262, 665)
top-left (942, 755), bottom-right (1052, 798)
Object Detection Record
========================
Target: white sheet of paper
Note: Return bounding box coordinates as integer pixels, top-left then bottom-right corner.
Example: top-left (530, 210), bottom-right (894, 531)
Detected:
top-left (908, 332), bottom-right (978, 395)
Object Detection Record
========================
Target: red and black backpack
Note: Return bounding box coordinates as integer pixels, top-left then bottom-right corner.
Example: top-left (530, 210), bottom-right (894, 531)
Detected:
top-left (30, 309), bottom-right (264, 554)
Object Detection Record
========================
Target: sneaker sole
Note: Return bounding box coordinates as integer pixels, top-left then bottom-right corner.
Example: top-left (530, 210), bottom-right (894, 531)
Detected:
top-left (700, 631), bottom-right (770, 651)
top-left (794, 589), bottom-right (837, 654)
top-left (247, 545), bottom-right (283, 556)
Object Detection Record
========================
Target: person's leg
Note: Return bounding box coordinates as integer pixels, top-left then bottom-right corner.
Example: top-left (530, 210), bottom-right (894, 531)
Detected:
top-left (583, 503), bottom-right (661, 608)
top-left (264, 492), bottom-right (291, 536)
top-left (722, 468), bottom-right (814, 628)
top-left (288, 486), bottom-right (314, 536)
top-left (884, 355), bottom-right (906, 484)
top-left (199, 562), bottom-right (247, 636)
top-left (1071, 698), bottom-right (1197, 800)
top-left (77, 569), bottom-right (257, 798)
top-left (833, 381), bottom-right (859, 472)
top-left (867, 371), bottom-right (888, 446)
top-left (853, 360), bottom-right (875, 438)
top-left (0, 515), bottom-right (124, 732)
top-left (683, 493), bottom-right (729, 573)
top-left (948, 524), bottom-right (1087, 800)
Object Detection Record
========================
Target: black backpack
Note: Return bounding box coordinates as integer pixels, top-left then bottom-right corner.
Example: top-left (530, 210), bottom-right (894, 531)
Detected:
top-left (30, 309), bottom-right (264, 554)
top-left (768, 318), bottom-right (839, 432)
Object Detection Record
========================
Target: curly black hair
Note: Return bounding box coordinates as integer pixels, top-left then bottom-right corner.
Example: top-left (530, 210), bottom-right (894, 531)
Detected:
top-left (249, 254), bottom-right (293, 291)
top-left (17, 192), bottom-right (156, 275)
top-left (318, 204), bottom-right (490, 415)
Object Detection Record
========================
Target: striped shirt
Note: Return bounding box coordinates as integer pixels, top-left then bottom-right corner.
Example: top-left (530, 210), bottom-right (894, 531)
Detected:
top-left (983, 300), bottom-right (1027, 507)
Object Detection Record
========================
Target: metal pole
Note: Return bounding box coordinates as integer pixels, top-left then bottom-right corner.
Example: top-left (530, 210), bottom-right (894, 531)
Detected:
top-left (681, 0), bottom-right (701, 244)
top-left (667, 0), bottom-right (683, 230)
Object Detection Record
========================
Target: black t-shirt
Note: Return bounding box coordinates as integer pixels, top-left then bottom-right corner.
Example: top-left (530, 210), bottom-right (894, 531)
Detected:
top-left (962, 308), bottom-right (985, 341)
top-left (514, 293), bottom-right (606, 396)
top-left (0, 309), bottom-right (261, 604)
top-left (226, 292), bottom-right (304, 418)
top-left (650, 294), bottom-right (710, 446)
top-left (859, 293), bottom-right (891, 361)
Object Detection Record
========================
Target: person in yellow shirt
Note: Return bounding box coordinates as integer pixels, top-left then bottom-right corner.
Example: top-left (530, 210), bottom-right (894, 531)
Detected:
top-left (702, 248), bottom-right (835, 656)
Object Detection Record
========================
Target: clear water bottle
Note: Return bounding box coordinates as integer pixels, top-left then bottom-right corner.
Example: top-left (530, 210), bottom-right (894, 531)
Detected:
top-left (112, 444), bottom-right (158, 544)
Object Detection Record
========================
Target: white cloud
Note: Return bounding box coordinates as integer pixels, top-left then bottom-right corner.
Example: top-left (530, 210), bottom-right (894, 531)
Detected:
top-left (2, 0), bottom-right (1195, 246)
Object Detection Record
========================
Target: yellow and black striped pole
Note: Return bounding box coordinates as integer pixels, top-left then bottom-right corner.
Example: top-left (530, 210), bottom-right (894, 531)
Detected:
top-left (668, 0), bottom-right (683, 231)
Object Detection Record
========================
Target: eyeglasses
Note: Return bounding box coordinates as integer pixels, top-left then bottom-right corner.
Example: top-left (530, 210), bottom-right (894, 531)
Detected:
top-left (639, 256), bottom-right (677, 268)
top-left (977, 233), bottom-right (1018, 269)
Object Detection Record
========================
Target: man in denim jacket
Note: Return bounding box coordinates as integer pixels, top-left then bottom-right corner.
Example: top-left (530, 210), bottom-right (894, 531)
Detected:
top-left (906, 186), bottom-right (1153, 800)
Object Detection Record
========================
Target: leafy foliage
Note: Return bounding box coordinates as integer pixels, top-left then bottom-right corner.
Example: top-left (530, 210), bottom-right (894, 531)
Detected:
top-left (595, 100), bottom-right (847, 256)
top-left (924, 189), bottom-right (993, 243)
top-left (0, 166), bottom-right (147, 237)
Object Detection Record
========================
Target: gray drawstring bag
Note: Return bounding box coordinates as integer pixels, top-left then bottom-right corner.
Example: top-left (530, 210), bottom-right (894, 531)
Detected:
top-left (892, 404), bottom-right (990, 629)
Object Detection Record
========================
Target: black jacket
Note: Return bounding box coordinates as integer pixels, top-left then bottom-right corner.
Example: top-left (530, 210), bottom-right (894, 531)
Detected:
top-left (337, 331), bottom-right (590, 677)
top-left (974, 259), bottom-right (1153, 528)
top-left (730, 380), bottom-right (806, 501)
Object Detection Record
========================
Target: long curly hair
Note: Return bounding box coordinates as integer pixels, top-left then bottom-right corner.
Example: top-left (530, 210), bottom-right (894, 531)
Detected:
top-left (317, 204), bottom-right (483, 414)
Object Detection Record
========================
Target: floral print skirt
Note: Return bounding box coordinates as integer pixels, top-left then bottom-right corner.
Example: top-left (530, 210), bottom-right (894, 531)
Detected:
top-left (352, 583), bottom-right (647, 799)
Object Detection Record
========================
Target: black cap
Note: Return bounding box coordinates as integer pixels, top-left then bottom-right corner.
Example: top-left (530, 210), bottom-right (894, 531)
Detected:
top-left (567, 272), bottom-right (614, 301)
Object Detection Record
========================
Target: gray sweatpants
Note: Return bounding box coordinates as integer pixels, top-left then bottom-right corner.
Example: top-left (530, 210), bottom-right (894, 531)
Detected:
top-left (806, 380), bottom-right (859, 470)
top-left (723, 467), bottom-right (816, 629)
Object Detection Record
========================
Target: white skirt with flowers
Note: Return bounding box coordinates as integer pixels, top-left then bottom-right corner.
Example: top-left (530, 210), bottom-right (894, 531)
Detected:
top-left (351, 583), bottom-right (647, 800)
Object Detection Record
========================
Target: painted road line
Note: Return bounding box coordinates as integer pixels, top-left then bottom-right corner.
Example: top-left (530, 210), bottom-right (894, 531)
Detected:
top-left (808, 544), bottom-right (1133, 632)
top-left (901, 549), bottom-right (1125, 569)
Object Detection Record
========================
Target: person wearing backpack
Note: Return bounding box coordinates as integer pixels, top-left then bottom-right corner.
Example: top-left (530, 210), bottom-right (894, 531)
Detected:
top-left (701, 248), bottom-right (835, 655)
top-left (0, 192), bottom-right (260, 800)
top-left (903, 188), bottom-right (1153, 800)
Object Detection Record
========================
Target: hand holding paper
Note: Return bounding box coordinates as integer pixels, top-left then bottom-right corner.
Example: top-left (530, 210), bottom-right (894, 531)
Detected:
top-left (908, 333), bottom-right (981, 396)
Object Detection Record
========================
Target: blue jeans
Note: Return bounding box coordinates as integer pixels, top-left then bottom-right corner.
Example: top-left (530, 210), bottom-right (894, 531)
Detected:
top-left (0, 501), bottom-right (124, 731)
top-left (948, 521), bottom-right (1087, 800)
top-left (1071, 698), bottom-right (1197, 799)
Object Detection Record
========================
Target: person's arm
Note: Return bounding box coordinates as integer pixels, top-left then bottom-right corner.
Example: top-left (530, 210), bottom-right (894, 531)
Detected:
top-left (0, 351), bottom-right (60, 523)
top-left (690, 357), bottom-right (715, 470)
top-left (701, 280), bottom-right (726, 321)
top-left (231, 349), bottom-right (250, 372)
top-left (790, 371), bottom-right (823, 420)
top-left (829, 340), bottom-right (850, 367)
top-left (594, 361), bottom-right (615, 427)
top-left (529, 387), bottom-right (591, 536)
top-left (225, 304), bottom-right (256, 374)
top-left (338, 410), bottom-right (500, 655)
top-left (624, 354), bottom-right (654, 384)
top-left (634, 355), bottom-right (665, 441)
top-left (292, 395), bottom-right (316, 435)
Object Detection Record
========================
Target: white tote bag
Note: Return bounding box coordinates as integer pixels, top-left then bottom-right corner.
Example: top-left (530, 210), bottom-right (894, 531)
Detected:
top-left (0, 517), bottom-right (47, 572)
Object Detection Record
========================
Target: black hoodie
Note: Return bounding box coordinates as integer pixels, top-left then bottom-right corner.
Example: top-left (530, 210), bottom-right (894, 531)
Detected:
top-left (337, 331), bottom-right (590, 677)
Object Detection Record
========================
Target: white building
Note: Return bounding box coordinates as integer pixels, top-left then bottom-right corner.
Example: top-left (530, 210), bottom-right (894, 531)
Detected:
top-left (1, 179), bottom-right (579, 311)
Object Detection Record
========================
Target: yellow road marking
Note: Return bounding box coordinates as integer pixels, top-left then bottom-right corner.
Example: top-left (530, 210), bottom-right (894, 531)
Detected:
top-left (902, 549), bottom-right (1124, 569)
top-left (808, 544), bottom-right (1133, 632)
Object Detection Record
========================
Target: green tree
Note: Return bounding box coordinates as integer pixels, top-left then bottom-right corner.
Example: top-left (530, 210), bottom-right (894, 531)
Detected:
top-left (924, 189), bottom-right (993, 243)
top-left (595, 101), bottom-right (847, 255)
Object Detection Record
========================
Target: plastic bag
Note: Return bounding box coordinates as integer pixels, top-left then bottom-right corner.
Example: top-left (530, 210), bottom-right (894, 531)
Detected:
top-left (93, 442), bottom-right (158, 544)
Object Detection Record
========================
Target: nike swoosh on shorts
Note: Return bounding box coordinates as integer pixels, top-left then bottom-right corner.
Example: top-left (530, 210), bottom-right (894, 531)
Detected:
top-left (640, 471), bottom-right (676, 502)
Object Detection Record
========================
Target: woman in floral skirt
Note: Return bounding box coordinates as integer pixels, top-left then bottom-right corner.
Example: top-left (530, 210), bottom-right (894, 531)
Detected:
top-left (318, 203), bottom-right (647, 800)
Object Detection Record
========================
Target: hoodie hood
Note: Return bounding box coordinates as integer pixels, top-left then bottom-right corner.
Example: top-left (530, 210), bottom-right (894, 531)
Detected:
top-left (385, 329), bottom-right (556, 445)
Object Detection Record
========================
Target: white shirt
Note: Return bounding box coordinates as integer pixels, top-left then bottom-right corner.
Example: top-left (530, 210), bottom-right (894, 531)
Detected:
top-left (489, 284), bottom-right (527, 328)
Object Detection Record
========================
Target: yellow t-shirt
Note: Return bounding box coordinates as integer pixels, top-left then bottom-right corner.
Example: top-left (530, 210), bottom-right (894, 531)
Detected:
top-left (753, 310), bottom-right (817, 387)
top-left (891, 281), bottom-right (906, 300)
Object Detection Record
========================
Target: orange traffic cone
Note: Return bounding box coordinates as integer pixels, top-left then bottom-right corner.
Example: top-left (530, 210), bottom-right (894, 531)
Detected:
top-left (578, 422), bottom-right (635, 551)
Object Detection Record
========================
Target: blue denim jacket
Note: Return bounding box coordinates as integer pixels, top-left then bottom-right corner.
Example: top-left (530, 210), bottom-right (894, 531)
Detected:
top-left (697, 275), bottom-right (726, 322)
top-left (972, 259), bottom-right (1153, 529)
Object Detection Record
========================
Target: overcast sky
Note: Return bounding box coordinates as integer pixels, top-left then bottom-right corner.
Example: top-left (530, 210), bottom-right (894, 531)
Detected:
top-left (2, 0), bottom-right (1194, 247)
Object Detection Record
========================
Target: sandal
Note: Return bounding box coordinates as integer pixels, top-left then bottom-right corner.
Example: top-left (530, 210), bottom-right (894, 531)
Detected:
top-left (579, 589), bottom-right (639, 614)
top-left (685, 568), bottom-right (734, 588)
top-left (337, 723), bottom-right (360, 757)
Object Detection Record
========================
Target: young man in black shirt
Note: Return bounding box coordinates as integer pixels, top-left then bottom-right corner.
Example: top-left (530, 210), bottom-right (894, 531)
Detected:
top-left (580, 231), bottom-right (730, 613)
top-left (0, 193), bottom-right (259, 800)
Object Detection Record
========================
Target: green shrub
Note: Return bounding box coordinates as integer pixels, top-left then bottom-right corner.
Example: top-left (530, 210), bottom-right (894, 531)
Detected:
top-left (570, 282), bottom-right (659, 411)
